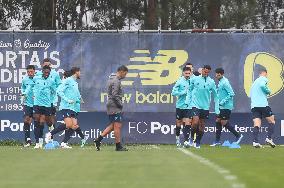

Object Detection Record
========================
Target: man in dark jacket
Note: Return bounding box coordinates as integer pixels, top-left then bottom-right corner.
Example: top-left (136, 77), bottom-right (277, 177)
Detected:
top-left (94, 65), bottom-right (128, 151)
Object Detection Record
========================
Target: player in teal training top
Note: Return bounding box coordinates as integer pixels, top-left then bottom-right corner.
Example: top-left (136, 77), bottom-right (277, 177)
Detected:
top-left (171, 66), bottom-right (192, 147)
top-left (250, 69), bottom-right (276, 148)
top-left (21, 65), bottom-right (36, 147)
top-left (188, 65), bottom-right (219, 148)
top-left (210, 68), bottom-right (243, 147)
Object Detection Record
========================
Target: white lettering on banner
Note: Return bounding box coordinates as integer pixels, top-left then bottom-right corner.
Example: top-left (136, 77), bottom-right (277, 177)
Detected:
top-left (150, 122), bottom-right (175, 135)
top-left (128, 121), bottom-right (268, 135)
top-left (129, 121), bottom-right (148, 134)
top-left (281, 120), bottom-right (284, 136)
top-left (0, 120), bottom-right (24, 131)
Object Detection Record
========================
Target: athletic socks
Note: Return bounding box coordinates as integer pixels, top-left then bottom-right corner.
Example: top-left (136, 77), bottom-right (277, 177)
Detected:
top-left (51, 123), bottom-right (66, 136)
top-left (24, 122), bottom-right (30, 142)
top-left (75, 127), bottom-right (84, 139)
top-left (253, 126), bottom-right (260, 142)
top-left (225, 122), bottom-right (240, 138)
top-left (267, 123), bottom-right (274, 139)
top-left (196, 131), bottom-right (204, 145)
top-left (97, 135), bottom-right (104, 142)
top-left (175, 126), bottom-right (181, 137)
top-left (215, 121), bottom-right (222, 142)
top-left (34, 121), bottom-right (40, 143)
top-left (183, 125), bottom-right (191, 141)
top-left (62, 129), bottom-right (74, 143)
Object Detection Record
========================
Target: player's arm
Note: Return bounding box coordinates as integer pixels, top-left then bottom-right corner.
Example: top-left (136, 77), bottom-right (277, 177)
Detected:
top-left (220, 82), bottom-right (235, 106)
top-left (171, 80), bottom-right (182, 96)
top-left (111, 80), bottom-right (123, 108)
top-left (212, 81), bottom-right (220, 114)
top-left (185, 78), bottom-right (194, 106)
top-left (57, 80), bottom-right (73, 104)
top-left (54, 71), bottom-right (62, 88)
top-left (260, 79), bottom-right (271, 95)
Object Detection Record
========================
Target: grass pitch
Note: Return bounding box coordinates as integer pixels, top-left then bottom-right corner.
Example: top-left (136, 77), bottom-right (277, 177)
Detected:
top-left (0, 145), bottom-right (283, 188)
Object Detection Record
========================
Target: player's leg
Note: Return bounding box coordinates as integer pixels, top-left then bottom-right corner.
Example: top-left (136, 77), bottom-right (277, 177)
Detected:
top-left (210, 117), bottom-right (222, 146)
top-left (264, 106), bottom-right (276, 148)
top-left (251, 107), bottom-right (262, 148)
top-left (60, 117), bottom-right (77, 149)
top-left (23, 106), bottom-right (33, 147)
top-left (191, 107), bottom-right (200, 146)
top-left (33, 106), bottom-right (42, 148)
top-left (113, 113), bottom-right (127, 151)
top-left (45, 110), bottom-right (70, 143)
top-left (183, 117), bottom-right (191, 147)
top-left (175, 109), bottom-right (183, 147)
top-left (38, 114), bottom-right (46, 148)
top-left (195, 118), bottom-right (205, 148)
top-left (94, 123), bottom-right (114, 151)
top-left (221, 110), bottom-right (243, 144)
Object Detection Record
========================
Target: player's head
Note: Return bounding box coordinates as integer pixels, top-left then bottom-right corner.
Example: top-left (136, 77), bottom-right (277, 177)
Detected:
top-left (26, 65), bottom-right (35, 78)
top-left (182, 66), bottom-right (191, 79)
top-left (42, 65), bottom-right (51, 79)
top-left (63, 70), bottom-right (72, 79)
top-left (185, 63), bottom-right (193, 71)
top-left (71, 67), bottom-right (81, 79)
top-left (202, 65), bottom-right (211, 77)
top-left (215, 68), bottom-right (224, 80)
top-left (259, 68), bottom-right (268, 77)
top-left (42, 58), bottom-right (51, 68)
top-left (117, 65), bottom-right (128, 79)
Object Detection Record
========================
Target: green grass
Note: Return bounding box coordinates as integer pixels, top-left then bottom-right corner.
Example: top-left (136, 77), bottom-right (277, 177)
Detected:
top-left (0, 145), bottom-right (283, 188)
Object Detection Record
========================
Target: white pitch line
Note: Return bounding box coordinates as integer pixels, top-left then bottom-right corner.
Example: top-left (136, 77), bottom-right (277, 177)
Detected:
top-left (150, 145), bottom-right (160, 149)
top-left (178, 148), bottom-right (246, 188)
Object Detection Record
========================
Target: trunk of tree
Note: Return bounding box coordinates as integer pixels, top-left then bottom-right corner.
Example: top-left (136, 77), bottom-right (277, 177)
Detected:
top-left (207, 0), bottom-right (220, 29)
top-left (144, 0), bottom-right (157, 29)
top-left (32, 0), bottom-right (56, 29)
top-left (161, 0), bottom-right (169, 30)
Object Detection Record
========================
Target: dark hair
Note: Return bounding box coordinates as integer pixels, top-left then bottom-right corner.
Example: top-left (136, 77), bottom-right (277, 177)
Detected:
top-left (193, 71), bottom-right (200, 76)
top-left (117, 65), bottom-right (128, 72)
top-left (215, 68), bottom-right (224, 75)
top-left (42, 58), bottom-right (51, 63)
top-left (259, 68), bottom-right (267, 73)
top-left (203, 65), bottom-right (211, 70)
top-left (185, 63), bottom-right (193, 66)
top-left (26, 65), bottom-right (35, 70)
top-left (63, 70), bottom-right (72, 78)
top-left (42, 65), bottom-right (51, 71)
top-left (183, 66), bottom-right (191, 72)
top-left (71, 67), bottom-right (80, 75)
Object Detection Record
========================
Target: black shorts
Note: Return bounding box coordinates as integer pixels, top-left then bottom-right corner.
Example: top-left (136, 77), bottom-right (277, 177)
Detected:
top-left (251, 106), bottom-right (273, 119)
top-left (33, 105), bottom-right (52, 116)
top-left (176, 108), bottom-right (192, 120)
top-left (109, 113), bottom-right (122, 123)
top-left (23, 105), bottom-right (33, 117)
top-left (60, 109), bottom-right (78, 120)
top-left (217, 109), bottom-right (231, 120)
top-left (192, 107), bottom-right (209, 119)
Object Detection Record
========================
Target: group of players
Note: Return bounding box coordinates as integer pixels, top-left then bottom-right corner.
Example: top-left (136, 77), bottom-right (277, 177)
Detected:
top-left (21, 59), bottom-right (277, 150)
top-left (21, 58), bottom-right (87, 149)
top-left (172, 63), bottom-right (276, 148)
top-left (22, 60), bottom-right (129, 151)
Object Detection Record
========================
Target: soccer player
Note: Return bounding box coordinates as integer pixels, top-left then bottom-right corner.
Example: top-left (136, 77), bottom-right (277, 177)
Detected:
top-left (188, 65), bottom-right (219, 148)
top-left (33, 65), bottom-right (56, 148)
top-left (172, 66), bottom-right (192, 147)
top-left (94, 65), bottom-right (128, 151)
top-left (250, 69), bottom-right (276, 148)
top-left (36, 58), bottom-right (61, 131)
top-left (45, 67), bottom-right (87, 148)
top-left (21, 65), bottom-right (36, 147)
top-left (210, 68), bottom-right (243, 146)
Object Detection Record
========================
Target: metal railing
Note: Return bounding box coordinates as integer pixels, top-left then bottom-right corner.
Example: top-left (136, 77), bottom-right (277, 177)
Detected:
top-left (1, 29), bottom-right (284, 33)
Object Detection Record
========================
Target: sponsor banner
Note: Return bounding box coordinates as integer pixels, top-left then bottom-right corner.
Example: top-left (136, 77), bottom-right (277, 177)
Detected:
top-left (1, 33), bottom-right (284, 113)
top-left (1, 111), bottom-right (284, 144)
